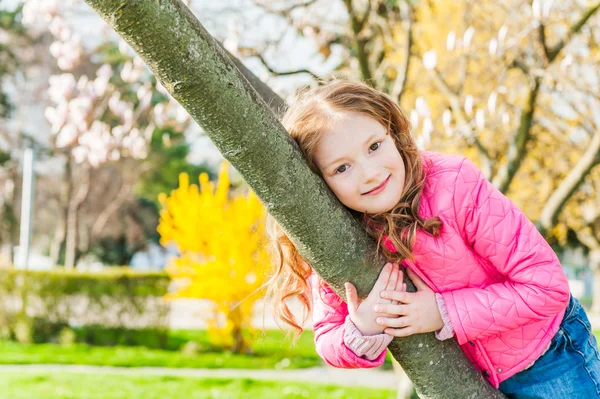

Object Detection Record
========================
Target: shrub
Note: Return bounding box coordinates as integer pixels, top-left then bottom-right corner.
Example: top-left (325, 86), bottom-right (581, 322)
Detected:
top-left (0, 267), bottom-right (170, 345)
top-left (158, 161), bottom-right (271, 353)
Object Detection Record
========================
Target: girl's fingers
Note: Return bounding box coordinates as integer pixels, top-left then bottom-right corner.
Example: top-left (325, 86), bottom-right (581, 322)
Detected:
top-left (384, 266), bottom-right (400, 305)
top-left (374, 303), bottom-right (408, 316)
top-left (373, 263), bottom-right (393, 291)
top-left (386, 264), bottom-right (399, 292)
top-left (384, 327), bottom-right (415, 337)
top-left (344, 282), bottom-right (359, 313)
top-left (376, 316), bottom-right (410, 328)
top-left (392, 269), bottom-right (405, 292)
top-left (380, 290), bottom-right (412, 303)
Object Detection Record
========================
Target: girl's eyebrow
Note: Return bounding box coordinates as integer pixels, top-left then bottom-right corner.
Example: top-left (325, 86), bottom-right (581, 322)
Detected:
top-left (325, 133), bottom-right (378, 168)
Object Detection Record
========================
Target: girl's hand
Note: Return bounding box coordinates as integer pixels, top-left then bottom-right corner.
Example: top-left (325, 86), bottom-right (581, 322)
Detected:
top-left (375, 267), bottom-right (444, 337)
top-left (344, 262), bottom-right (406, 336)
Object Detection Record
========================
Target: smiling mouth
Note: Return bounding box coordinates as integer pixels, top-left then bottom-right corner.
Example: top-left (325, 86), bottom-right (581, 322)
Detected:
top-left (362, 175), bottom-right (391, 195)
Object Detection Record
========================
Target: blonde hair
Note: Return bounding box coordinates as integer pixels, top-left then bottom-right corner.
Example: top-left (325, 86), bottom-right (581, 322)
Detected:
top-left (265, 78), bottom-right (442, 336)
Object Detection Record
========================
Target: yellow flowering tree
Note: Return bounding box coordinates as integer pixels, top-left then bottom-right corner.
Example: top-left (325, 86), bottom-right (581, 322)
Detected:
top-left (157, 161), bottom-right (270, 353)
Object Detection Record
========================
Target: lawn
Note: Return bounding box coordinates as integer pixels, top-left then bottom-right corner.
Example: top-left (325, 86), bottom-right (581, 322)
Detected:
top-left (0, 327), bottom-right (395, 370)
top-left (0, 329), bottom-right (323, 369)
top-left (0, 373), bottom-right (396, 399)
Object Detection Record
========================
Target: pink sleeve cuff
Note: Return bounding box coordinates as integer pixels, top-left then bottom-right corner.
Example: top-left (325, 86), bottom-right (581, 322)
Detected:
top-left (435, 293), bottom-right (454, 340)
top-left (342, 316), bottom-right (393, 360)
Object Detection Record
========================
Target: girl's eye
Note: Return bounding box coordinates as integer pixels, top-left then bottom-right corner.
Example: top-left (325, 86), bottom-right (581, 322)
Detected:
top-left (370, 142), bottom-right (381, 152)
top-left (335, 165), bottom-right (348, 174)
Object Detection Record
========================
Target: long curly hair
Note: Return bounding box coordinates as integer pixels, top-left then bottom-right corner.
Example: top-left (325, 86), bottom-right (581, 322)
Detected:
top-left (265, 78), bottom-right (442, 336)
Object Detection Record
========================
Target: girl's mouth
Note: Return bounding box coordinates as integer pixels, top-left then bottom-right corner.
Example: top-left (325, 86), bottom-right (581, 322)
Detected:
top-left (363, 175), bottom-right (390, 196)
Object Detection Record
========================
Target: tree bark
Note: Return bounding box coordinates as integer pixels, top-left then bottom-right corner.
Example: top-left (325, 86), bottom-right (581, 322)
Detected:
top-left (83, 1), bottom-right (505, 397)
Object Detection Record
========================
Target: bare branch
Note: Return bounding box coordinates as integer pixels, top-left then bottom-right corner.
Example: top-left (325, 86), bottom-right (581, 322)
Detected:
top-left (343, 0), bottom-right (373, 83)
top-left (537, 23), bottom-right (551, 64)
top-left (546, 2), bottom-right (600, 62)
top-left (538, 127), bottom-right (600, 236)
top-left (356, 0), bottom-right (371, 32)
top-left (250, 50), bottom-right (320, 80)
top-left (391, 1), bottom-right (413, 103)
top-left (254, 0), bottom-right (318, 15)
top-left (492, 77), bottom-right (541, 193)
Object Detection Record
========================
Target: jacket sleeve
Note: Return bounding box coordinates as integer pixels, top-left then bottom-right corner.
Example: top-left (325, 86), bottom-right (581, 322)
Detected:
top-left (440, 158), bottom-right (570, 345)
top-left (309, 272), bottom-right (389, 368)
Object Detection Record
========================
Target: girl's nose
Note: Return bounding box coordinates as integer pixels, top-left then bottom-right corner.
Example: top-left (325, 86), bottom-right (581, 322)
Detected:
top-left (360, 164), bottom-right (380, 183)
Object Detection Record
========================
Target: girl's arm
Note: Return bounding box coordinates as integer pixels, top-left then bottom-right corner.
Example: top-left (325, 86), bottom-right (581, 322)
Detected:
top-left (442, 158), bottom-right (570, 345)
top-left (309, 272), bottom-right (392, 368)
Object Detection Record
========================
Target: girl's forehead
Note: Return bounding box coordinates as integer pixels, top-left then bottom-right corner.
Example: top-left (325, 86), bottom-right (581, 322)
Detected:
top-left (322, 113), bottom-right (386, 138)
top-left (315, 116), bottom-right (388, 162)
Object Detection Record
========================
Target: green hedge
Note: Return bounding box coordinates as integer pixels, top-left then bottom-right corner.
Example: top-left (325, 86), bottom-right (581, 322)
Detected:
top-left (0, 267), bottom-right (171, 345)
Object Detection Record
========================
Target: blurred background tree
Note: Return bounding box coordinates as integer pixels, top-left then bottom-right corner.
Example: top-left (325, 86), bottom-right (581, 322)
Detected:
top-left (249, 0), bottom-right (600, 307)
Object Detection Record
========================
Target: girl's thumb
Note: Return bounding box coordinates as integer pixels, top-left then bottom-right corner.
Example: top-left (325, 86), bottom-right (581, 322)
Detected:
top-left (344, 282), bottom-right (358, 312)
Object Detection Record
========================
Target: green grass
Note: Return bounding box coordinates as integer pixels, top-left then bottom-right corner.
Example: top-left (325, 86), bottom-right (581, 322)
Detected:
top-left (0, 373), bottom-right (396, 399)
top-left (0, 329), bottom-right (321, 369)
top-left (0, 326), bottom-right (395, 370)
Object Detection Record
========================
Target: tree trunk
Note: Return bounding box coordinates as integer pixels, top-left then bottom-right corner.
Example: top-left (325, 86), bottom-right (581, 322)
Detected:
top-left (2, 166), bottom-right (20, 266)
top-left (64, 163), bottom-right (91, 269)
top-left (83, 1), bottom-right (505, 397)
top-left (51, 155), bottom-right (71, 266)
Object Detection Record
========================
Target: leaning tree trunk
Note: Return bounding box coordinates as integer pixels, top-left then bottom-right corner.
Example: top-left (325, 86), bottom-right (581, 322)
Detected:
top-left (83, 1), bottom-right (504, 397)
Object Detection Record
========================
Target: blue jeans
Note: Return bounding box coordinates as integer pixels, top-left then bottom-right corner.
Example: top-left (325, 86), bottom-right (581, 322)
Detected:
top-left (499, 295), bottom-right (600, 398)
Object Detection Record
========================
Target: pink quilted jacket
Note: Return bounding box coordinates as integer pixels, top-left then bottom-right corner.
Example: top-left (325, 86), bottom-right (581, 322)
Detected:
top-left (310, 151), bottom-right (570, 388)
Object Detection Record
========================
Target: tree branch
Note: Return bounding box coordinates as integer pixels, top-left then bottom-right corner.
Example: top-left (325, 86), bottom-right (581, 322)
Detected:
top-left (254, 0), bottom-right (317, 17)
top-left (537, 23), bottom-right (551, 63)
top-left (492, 77), bottom-right (541, 193)
top-left (391, 1), bottom-right (413, 103)
top-left (546, 2), bottom-right (600, 62)
top-left (252, 51), bottom-right (320, 80)
top-left (344, 0), bottom-right (373, 83)
top-left (538, 128), bottom-right (600, 236)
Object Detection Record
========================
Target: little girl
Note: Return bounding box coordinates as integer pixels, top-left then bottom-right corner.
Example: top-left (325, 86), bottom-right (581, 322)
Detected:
top-left (265, 78), bottom-right (600, 398)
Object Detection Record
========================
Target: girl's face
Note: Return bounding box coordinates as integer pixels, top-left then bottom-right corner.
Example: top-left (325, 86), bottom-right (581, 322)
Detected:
top-left (313, 112), bottom-right (406, 214)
